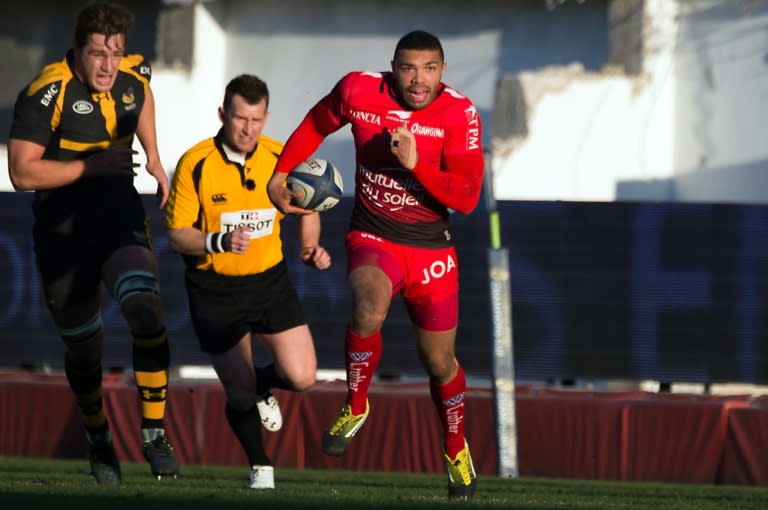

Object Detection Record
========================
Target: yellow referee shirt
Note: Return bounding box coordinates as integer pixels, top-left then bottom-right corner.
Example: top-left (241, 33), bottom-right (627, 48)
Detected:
top-left (166, 130), bottom-right (286, 276)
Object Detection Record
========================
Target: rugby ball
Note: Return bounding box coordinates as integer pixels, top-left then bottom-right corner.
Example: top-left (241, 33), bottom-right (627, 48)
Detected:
top-left (286, 158), bottom-right (344, 212)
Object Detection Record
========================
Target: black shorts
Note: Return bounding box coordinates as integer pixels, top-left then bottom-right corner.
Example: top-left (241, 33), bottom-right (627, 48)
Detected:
top-left (33, 187), bottom-right (152, 313)
top-left (185, 261), bottom-right (306, 355)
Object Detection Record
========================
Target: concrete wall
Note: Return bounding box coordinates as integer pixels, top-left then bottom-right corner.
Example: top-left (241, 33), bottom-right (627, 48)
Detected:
top-left (673, 0), bottom-right (768, 203)
top-left (148, 0), bottom-right (609, 195)
top-left (0, 0), bottom-right (609, 193)
top-left (492, 0), bottom-right (768, 203)
top-left (2, 1), bottom-right (763, 203)
top-left (150, 0), bottom-right (768, 206)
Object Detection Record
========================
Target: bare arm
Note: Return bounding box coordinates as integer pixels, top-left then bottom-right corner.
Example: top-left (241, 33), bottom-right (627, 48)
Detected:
top-left (168, 226), bottom-right (207, 256)
top-left (136, 87), bottom-right (169, 208)
top-left (8, 138), bottom-right (137, 191)
top-left (8, 139), bottom-right (86, 191)
top-left (297, 212), bottom-right (331, 269)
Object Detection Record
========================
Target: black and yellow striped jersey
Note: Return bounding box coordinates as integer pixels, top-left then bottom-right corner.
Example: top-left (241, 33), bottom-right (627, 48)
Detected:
top-left (166, 130), bottom-right (287, 276)
top-left (10, 49), bottom-right (151, 231)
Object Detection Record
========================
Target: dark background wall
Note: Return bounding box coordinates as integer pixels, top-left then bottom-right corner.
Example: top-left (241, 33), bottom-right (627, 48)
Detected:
top-left (2, 192), bottom-right (767, 384)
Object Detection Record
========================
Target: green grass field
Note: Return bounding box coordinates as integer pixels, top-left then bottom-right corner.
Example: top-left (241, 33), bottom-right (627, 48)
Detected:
top-left (1, 457), bottom-right (767, 510)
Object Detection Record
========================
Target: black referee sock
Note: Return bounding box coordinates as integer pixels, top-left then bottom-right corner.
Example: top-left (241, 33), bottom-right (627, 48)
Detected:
top-left (255, 363), bottom-right (292, 394)
top-left (225, 403), bottom-right (271, 467)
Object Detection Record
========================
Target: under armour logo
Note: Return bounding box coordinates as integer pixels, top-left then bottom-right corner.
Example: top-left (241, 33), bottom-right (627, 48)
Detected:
top-left (140, 388), bottom-right (168, 401)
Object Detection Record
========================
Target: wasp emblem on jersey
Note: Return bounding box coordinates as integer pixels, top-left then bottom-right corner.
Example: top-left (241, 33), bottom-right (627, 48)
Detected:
top-left (123, 88), bottom-right (135, 104)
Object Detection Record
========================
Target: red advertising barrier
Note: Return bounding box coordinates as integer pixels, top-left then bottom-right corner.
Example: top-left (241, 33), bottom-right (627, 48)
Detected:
top-left (1, 372), bottom-right (766, 484)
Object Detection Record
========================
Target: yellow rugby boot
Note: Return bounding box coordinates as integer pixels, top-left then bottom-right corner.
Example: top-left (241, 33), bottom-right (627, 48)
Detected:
top-left (322, 399), bottom-right (370, 456)
top-left (444, 439), bottom-right (477, 500)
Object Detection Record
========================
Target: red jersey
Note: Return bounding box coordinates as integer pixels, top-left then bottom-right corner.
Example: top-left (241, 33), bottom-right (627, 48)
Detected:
top-left (275, 71), bottom-right (484, 247)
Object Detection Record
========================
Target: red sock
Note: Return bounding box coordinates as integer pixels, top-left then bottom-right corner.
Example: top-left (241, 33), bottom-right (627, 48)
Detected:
top-left (345, 328), bottom-right (382, 415)
top-left (430, 362), bottom-right (467, 459)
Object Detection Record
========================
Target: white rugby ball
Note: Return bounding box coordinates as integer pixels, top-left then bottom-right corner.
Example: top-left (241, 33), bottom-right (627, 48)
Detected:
top-left (286, 158), bottom-right (344, 212)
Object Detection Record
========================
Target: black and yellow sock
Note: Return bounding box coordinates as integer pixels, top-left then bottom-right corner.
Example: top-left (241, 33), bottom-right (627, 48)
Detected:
top-left (132, 327), bottom-right (170, 429)
top-left (65, 355), bottom-right (106, 433)
top-left (61, 315), bottom-right (106, 433)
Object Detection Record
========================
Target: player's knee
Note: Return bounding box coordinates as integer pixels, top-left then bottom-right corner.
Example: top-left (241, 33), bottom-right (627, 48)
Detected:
top-left (272, 354), bottom-right (316, 391)
top-left (423, 353), bottom-right (456, 380)
top-left (286, 367), bottom-right (316, 392)
top-left (60, 313), bottom-right (103, 347)
top-left (113, 270), bottom-right (160, 303)
top-left (113, 270), bottom-right (164, 331)
top-left (352, 304), bottom-right (387, 333)
top-left (60, 313), bottom-right (103, 364)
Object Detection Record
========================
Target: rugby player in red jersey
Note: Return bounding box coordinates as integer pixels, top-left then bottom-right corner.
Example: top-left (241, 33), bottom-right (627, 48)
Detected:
top-left (267, 30), bottom-right (484, 499)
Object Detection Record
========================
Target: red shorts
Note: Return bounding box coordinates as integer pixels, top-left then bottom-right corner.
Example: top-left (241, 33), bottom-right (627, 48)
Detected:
top-left (346, 230), bottom-right (459, 331)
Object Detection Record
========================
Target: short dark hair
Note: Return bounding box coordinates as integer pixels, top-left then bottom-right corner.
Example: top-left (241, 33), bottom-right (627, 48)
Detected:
top-left (223, 74), bottom-right (270, 111)
top-left (74, 3), bottom-right (134, 49)
top-left (393, 30), bottom-right (444, 62)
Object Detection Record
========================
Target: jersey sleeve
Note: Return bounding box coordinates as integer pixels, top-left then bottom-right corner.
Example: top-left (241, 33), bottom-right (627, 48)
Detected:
top-left (9, 78), bottom-right (63, 147)
top-left (166, 151), bottom-right (202, 231)
top-left (122, 54), bottom-right (151, 87)
top-left (410, 101), bottom-right (485, 215)
top-left (274, 73), bottom-right (354, 174)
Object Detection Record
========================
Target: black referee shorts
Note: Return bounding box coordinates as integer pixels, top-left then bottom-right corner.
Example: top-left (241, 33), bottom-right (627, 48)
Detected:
top-left (184, 261), bottom-right (307, 355)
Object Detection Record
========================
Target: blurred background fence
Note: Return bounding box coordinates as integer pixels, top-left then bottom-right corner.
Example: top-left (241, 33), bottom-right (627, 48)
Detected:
top-left (2, 194), bottom-right (767, 385)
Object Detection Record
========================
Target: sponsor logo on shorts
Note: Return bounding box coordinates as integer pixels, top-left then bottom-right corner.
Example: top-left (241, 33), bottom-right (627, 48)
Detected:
top-left (420, 253), bottom-right (457, 284)
top-left (359, 232), bottom-right (383, 242)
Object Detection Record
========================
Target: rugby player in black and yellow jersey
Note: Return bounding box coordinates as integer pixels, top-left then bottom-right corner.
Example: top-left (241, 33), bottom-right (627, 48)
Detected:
top-left (165, 74), bottom-right (331, 490)
top-left (7, 3), bottom-right (178, 484)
